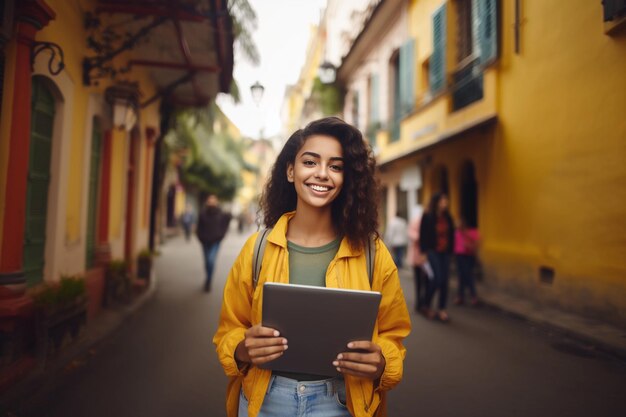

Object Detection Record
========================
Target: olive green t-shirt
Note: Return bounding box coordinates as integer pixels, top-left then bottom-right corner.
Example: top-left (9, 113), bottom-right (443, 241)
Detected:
top-left (273, 237), bottom-right (341, 381)
top-left (287, 238), bottom-right (341, 287)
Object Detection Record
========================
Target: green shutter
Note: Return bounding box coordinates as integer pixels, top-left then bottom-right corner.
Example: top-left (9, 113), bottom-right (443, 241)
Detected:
top-left (399, 38), bottom-right (416, 115)
top-left (477, 0), bottom-right (498, 64)
top-left (24, 78), bottom-right (55, 286)
top-left (369, 73), bottom-right (379, 124)
top-left (391, 55), bottom-right (402, 142)
top-left (430, 4), bottom-right (447, 93)
top-left (85, 118), bottom-right (103, 268)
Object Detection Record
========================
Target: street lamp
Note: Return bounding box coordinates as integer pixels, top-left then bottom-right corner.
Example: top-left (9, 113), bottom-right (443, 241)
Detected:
top-left (318, 60), bottom-right (337, 85)
top-left (250, 81), bottom-right (265, 106)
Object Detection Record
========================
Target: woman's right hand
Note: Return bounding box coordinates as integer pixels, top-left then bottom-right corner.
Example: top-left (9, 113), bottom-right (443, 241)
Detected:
top-left (235, 324), bottom-right (288, 366)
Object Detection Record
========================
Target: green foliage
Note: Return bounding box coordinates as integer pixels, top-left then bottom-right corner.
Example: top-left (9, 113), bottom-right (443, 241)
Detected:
top-left (229, 0), bottom-right (260, 65)
top-left (164, 105), bottom-right (253, 200)
top-left (312, 78), bottom-right (344, 116)
top-left (30, 275), bottom-right (86, 313)
top-left (107, 259), bottom-right (128, 280)
top-left (137, 248), bottom-right (154, 260)
top-left (229, 79), bottom-right (242, 104)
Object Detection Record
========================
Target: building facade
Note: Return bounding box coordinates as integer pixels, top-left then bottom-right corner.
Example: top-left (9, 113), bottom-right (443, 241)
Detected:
top-left (0, 0), bottom-right (234, 387)
top-left (337, 0), bottom-right (626, 326)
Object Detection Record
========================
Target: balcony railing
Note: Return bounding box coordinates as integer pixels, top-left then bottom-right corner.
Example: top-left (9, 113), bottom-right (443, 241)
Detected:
top-left (451, 58), bottom-right (484, 111)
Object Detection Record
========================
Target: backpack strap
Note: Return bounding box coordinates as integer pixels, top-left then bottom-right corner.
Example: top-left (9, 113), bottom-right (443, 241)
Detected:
top-left (252, 228), bottom-right (376, 290)
top-left (365, 236), bottom-right (375, 288)
top-left (252, 228), bottom-right (272, 289)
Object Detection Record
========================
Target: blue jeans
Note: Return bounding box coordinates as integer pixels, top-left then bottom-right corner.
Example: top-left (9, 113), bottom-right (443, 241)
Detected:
top-left (424, 251), bottom-right (451, 310)
top-left (456, 254), bottom-right (477, 300)
top-left (201, 241), bottom-right (220, 289)
top-left (238, 375), bottom-right (350, 417)
top-left (391, 246), bottom-right (406, 268)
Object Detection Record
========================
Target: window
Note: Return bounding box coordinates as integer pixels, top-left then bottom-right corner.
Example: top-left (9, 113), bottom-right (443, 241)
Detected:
top-left (603, 0), bottom-right (626, 22)
top-left (603, 0), bottom-right (626, 33)
top-left (457, 0), bottom-right (474, 63)
top-left (451, 0), bottom-right (499, 110)
top-left (389, 50), bottom-right (401, 142)
top-left (0, 1), bottom-right (14, 43)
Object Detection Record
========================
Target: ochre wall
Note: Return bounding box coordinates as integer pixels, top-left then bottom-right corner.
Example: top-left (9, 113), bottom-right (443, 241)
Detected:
top-left (33, 0), bottom-right (159, 252)
top-left (398, 0), bottom-right (626, 324)
top-left (483, 0), bottom-right (626, 322)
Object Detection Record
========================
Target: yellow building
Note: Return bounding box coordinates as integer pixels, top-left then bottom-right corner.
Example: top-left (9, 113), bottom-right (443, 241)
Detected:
top-left (281, 23), bottom-right (325, 135)
top-left (339, 0), bottom-right (626, 326)
top-left (0, 0), bottom-right (234, 385)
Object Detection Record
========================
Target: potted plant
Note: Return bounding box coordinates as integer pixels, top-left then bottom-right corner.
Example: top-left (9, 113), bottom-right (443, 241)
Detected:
top-left (104, 259), bottom-right (131, 306)
top-left (29, 275), bottom-right (87, 363)
top-left (136, 248), bottom-right (154, 281)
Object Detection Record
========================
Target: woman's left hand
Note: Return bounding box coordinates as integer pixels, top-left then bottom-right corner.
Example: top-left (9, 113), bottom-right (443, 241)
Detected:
top-left (333, 341), bottom-right (385, 380)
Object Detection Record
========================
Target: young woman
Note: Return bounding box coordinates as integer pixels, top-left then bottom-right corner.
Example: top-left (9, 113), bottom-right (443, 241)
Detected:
top-left (213, 117), bottom-right (411, 417)
top-left (419, 192), bottom-right (455, 322)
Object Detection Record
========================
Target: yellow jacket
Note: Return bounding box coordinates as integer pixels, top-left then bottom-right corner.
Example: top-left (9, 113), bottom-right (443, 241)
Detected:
top-left (213, 212), bottom-right (411, 417)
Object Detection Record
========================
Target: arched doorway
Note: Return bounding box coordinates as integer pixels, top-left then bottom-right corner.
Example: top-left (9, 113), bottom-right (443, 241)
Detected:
top-left (124, 128), bottom-right (140, 265)
top-left (432, 164), bottom-right (449, 195)
top-left (24, 77), bottom-right (56, 285)
top-left (459, 160), bottom-right (478, 227)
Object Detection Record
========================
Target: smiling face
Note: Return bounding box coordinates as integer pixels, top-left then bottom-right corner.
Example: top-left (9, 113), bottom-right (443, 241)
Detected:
top-left (286, 134), bottom-right (344, 212)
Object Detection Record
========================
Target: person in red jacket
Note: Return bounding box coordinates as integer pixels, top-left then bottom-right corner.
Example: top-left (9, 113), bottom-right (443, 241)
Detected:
top-left (419, 192), bottom-right (455, 322)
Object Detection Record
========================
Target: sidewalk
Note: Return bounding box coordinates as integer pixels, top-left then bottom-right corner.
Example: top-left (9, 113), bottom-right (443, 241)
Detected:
top-left (0, 275), bottom-right (157, 413)
top-left (398, 266), bottom-right (626, 360)
top-left (477, 283), bottom-right (626, 359)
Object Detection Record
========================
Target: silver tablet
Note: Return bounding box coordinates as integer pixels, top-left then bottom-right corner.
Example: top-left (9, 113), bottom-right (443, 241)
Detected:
top-left (260, 282), bottom-right (382, 377)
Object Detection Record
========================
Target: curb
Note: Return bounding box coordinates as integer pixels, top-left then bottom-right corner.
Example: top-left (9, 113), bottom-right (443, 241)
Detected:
top-left (398, 267), bottom-right (626, 362)
top-left (476, 291), bottom-right (626, 362)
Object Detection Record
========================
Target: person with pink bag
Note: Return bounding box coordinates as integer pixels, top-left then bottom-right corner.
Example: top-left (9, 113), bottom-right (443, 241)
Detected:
top-left (408, 207), bottom-right (432, 314)
top-left (454, 217), bottom-right (480, 306)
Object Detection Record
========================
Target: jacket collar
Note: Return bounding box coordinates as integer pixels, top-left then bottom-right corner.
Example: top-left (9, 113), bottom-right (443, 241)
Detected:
top-left (267, 212), bottom-right (363, 259)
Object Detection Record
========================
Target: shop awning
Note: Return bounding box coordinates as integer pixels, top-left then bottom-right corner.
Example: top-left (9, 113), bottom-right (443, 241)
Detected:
top-left (92, 0), bottom-right (234, 107)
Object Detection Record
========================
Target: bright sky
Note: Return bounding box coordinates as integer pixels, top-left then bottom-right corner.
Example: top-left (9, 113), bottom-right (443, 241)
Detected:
top-left (216, 0), bottom-right (328, 140)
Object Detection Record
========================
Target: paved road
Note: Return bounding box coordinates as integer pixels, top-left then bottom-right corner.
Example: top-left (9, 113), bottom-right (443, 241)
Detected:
top-left (20, 229), bottom-right (626, 417)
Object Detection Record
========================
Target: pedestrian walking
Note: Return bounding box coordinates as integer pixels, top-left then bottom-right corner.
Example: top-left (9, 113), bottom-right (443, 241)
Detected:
top-left (454, 217), bottom-right (480, 306)
top-left (408, 206), bottom-right (429, 313)
top-left (213, 117), bottom-right (411, 417)
top-left (385, 211), bottom-right (409, 268)
top-left (180, 203), bottom-right (195, 242)
top-left (196, 194), bottom-right (231, 292)
top-left (419, 192), bottom-right (455, 322)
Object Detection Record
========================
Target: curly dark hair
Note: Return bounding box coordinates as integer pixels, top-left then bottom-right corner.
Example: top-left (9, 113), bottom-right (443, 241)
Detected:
top-left (259, 117), bottom-right (379, 249)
